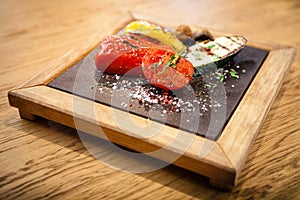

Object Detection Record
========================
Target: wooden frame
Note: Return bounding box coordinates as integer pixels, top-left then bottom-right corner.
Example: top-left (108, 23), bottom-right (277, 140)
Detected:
top-left (8, 13), bottom-right (296, 190)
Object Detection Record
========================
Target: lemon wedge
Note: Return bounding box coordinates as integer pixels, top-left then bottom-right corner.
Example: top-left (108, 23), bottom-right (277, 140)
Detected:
top-left (124, 20), bottom-right (185, 53)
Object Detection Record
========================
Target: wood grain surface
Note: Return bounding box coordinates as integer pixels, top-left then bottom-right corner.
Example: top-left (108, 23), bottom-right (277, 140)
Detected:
top-left (1, 0), bottom-right (299, 199)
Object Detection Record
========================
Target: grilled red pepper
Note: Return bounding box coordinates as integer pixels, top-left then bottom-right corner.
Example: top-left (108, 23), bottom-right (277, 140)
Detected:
top-left (95, 33), bottom-right (171, 76)
top-left (142, 49), bottom-right (194, 90)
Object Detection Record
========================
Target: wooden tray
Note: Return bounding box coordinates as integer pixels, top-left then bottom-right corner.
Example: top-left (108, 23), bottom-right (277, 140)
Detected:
top-left (8, 14), bottom-right (296, 190)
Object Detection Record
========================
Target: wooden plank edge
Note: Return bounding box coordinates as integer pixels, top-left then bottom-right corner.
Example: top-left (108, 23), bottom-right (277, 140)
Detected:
top-left (218, 47), bottom-right (296, 176)
top-left (16, 45), bottom-right (95, 89)
top-left (8, 85), bottom-right (236, 190)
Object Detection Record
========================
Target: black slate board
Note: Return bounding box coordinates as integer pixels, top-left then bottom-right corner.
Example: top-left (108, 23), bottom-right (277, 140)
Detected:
top-left (49, 46), bottom-right (268, 140)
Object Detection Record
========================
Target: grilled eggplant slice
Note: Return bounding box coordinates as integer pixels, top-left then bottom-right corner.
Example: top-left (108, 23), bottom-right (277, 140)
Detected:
top-left (183, 36), bottom-right (247, 77)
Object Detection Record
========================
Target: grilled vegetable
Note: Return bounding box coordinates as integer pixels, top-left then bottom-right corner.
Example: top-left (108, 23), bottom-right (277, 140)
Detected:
top-left (176, 25), bottom-right (193, 37)
top-left (95, 33), bottom-right (172, 76)
top-left (142, 49), bottom-right (194, 90)
top-left (184, 36), bottom-right (247, 77)
top-left (124, 20), bottom-right (185, 53)
top-left (192, 29), bottom-right (214, 42)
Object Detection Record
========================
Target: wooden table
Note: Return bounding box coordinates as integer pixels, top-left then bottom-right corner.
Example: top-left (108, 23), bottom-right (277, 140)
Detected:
top-left (1, 0), bottom-right (299, 199)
